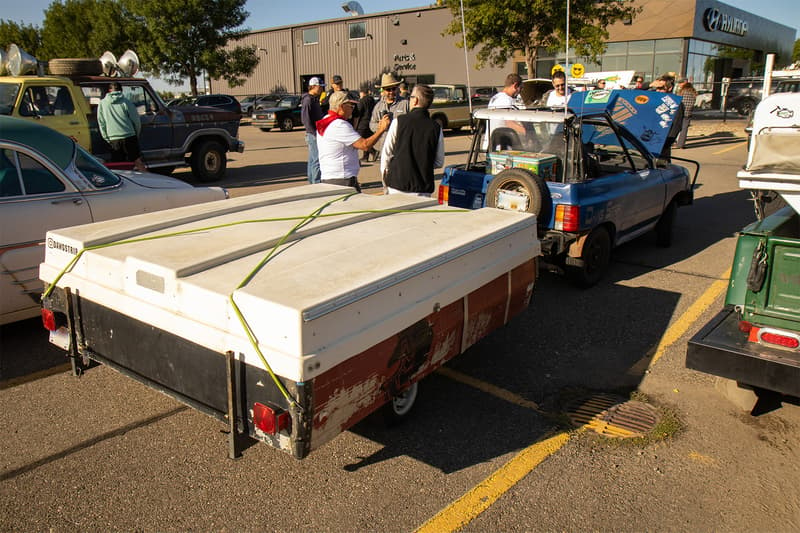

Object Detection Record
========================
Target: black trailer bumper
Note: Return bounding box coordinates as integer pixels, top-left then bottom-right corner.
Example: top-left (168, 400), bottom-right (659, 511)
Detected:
top-left (686, 307), bottom-right (800, 397)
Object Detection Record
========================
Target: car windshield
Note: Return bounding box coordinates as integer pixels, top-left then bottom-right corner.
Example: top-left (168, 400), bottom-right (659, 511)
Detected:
top-left (277, 98), bottom-right (295, 108)
top-left (74, 145), bottom-right (121, 188)
top-left (240, 96), bottom-right (256, 104)
top-left (0, 83), bottom-right (21, 115)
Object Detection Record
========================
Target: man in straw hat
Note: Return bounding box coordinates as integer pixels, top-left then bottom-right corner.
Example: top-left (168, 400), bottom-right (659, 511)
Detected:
top-left (369, 72), bottom-right (410, 160)
top-left (316, 91), bottom-right (390, 192)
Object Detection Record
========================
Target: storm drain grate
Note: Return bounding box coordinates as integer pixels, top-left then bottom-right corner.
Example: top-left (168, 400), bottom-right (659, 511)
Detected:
top-left (565, 394), bottom-right (661, 438)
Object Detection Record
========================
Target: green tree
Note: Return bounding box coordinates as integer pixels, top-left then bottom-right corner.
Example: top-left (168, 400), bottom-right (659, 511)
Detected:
top-left (0, 19), bottom-right (43, 58)
top-left (444, 0), bottom-right (640, 78)
top-left (129, 0), bottom-right (259, 95)
top-left (793, 38), bottom-right (799, 63)
top-left (40, 0), bottom-right (140, 60)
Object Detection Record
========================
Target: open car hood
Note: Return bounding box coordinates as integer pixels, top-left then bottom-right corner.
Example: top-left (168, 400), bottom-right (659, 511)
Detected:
top-left (568, 89), bottom-right (683, 158)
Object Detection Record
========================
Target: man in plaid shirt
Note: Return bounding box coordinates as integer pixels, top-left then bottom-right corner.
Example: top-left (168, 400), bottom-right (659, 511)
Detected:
top-left (675, 78), bottom-right (697, 149)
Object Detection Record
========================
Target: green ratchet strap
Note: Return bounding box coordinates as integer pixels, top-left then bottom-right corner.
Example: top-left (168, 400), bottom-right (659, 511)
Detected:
top-left (43, 192), bottom-right (466, 410)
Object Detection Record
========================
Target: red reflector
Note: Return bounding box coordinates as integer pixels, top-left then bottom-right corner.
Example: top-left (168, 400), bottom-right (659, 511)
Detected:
top-left (41, 309), bottom-right (57, 331)
top-left (738, 320), bottom-right (752, 333)
top-left (760, 332), bottom-right (800, 349)
top-left (437, 184), bottom-right (449, 205)
top-left (253, 402), bottom-right (290, 434)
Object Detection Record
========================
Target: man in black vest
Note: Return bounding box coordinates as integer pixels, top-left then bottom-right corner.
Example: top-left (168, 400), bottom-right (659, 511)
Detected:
top-left (379, 84), bottom-right (444, 196)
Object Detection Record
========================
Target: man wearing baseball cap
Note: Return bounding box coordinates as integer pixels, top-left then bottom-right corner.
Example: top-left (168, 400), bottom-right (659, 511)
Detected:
top-left (301, 77), bottom-right (325, 183)
top-left (317, 91), bottom-right (390, 191)
top-left (369, 72), bottom-right (410, 159)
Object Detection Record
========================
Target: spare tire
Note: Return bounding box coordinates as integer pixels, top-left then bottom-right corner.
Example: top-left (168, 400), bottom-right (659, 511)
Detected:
top-left (485, 168), bottom-right (552, 227)
top-left (48, 58), bottom-right (103, 76)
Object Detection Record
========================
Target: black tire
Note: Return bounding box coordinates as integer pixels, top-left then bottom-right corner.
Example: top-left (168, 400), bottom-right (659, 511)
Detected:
top-left (737, 98), bottom-right (756, 117)
top-left (655, 200), bottom-right (677, 247)
top-left (382, 382), bottom-right (419, 426)
top-left (190, 140), bottom-right (226, 182)
top-left (485, 168), bottom-right (552, 226)
top-left (259, 128), bottom-right (271, 132)
top-left (567, 226), bottom-right (611, 288)
top-left (433, 115), bottom-right (447, 131)
top-left (48, 58), bottom-right (103, 76)
top-left (280, 117), bottom-right (294, 132)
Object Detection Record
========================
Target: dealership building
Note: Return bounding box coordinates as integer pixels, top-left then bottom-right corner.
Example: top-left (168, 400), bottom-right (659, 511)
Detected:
top-left (215, 0), bottom-right (796, 96)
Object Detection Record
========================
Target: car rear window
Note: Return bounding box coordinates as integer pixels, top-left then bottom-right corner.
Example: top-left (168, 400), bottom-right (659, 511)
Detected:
top-left (75, 146), bottom-right (121, 188)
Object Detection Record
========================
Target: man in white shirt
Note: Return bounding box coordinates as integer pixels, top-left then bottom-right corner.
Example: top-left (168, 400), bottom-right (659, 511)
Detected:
top-left (488, 73), bottom-right (522, 109)
top-left (545, 71), bottom-right (567, 107)
top-left (317, 91), bottom-right (389, 191)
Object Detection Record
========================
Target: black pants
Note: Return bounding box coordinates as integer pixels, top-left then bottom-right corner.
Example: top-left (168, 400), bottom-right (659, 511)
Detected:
top-left (322, 177), bottom-right (361, 192)
top-left (109, 136), bottom-right (142, 162)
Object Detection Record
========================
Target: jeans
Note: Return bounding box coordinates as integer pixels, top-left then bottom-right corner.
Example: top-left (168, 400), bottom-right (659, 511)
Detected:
top-left (305, 133), bottom-right (321, 184)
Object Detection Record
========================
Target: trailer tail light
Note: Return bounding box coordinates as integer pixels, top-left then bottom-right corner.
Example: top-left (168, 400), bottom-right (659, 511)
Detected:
top-left (746, 324), bottom-right (800, 351)
top-left (41, 308), bottom-right (65, 331)
top-left (554, 205), bottom-right (580, 232)
top-left (738, 320), bottom-right (752, 333)
top-left (438, 184), bottom-right (449, 205)
top-left (253, 402), bottom-right (290, 434)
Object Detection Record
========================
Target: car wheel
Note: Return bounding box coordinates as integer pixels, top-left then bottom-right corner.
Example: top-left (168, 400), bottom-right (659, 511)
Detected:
top-left (655, 200), bottom-right (677, 247)
top-left (259, 128), bottom-right (271, 132)
top-left (485, 168), bottom-right (552, 228)
top-left (280, 117), bottom-right (294, 131)
top-left (382, 382), bottom-right (419, 426)
top-left (190, 140), bottom-right (226, 182)
top-left (433, 115), bottom-right (447, 131)
top-left (567, 226), bottom-right (611, 288)
top-left (737, 98), bottom-right (756, 117)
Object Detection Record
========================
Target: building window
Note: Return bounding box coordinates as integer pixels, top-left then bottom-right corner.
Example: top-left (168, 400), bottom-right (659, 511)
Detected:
top-left (349, 22), bottom-right (366, 40)
top-left (303, 28), bottom-right (318, 45)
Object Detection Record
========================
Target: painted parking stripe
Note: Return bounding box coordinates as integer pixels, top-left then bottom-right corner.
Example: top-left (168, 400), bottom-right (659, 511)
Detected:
top-left (424, 268), bottom-right (732, 532)
top-left (415, 432), bottom-right (570, 533)
top-left (712, 142), bottom-right (745, 155)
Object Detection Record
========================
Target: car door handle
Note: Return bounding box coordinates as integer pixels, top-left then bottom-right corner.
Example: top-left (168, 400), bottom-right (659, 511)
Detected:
top-left (51, 197), bottom-right (83, 205)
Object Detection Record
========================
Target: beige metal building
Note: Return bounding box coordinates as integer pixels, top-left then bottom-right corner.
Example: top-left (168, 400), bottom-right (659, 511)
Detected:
top-left (212, 0), bottom-right (795, 97)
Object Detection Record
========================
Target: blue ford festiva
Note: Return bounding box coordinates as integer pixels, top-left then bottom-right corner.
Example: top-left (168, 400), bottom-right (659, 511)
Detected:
top-left (438, 89), bottom-right (699, 286)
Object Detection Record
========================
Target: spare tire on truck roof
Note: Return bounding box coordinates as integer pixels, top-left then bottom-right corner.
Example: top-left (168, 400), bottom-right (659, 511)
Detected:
top-left (48, 58), bottom-right (103, 76)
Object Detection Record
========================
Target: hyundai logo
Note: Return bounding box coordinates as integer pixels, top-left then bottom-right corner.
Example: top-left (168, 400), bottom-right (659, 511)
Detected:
top-left (703, 8), bottom-right (748, 36)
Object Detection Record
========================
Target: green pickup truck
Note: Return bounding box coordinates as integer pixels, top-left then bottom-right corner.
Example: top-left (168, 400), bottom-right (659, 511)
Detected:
top-left (687, 92), bottom-right (800, 404)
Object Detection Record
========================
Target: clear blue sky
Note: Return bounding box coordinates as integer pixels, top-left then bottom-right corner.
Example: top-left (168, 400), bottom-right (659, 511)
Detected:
top-left (6, 0), bottom-right (799, 93)
top-left (8, 0), bottom-right (800, 37)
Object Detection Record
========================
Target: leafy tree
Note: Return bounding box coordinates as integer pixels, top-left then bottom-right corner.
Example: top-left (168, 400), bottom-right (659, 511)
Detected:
top-left (0, 19), bottom-right (43, 58)
top-left (793, 38), bottom-right (799, 64)
top-left (40, 0), bottom-right (140, 60)
top-left (128, 0), bottom-right (259, 95)
top-left (444, 0), bottom-right (641, 78)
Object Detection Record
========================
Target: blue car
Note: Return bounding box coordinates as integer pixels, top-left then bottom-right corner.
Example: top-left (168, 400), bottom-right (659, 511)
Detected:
top-left (438, 89), bottom-right (699, 286)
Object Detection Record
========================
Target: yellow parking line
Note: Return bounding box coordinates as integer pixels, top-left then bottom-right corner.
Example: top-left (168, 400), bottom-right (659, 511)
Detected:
top-left (415, 432), bottom-right (570, 533)
top-left (436, 366), bottom-right (543, 413)
top-left (712, 143), bottom-right (745, 155)
top-left (648, 267), bottom-right (731, 369)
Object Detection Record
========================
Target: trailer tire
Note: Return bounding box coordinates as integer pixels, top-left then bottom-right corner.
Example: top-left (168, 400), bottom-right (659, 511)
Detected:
top-left (567, 226), bottom-right (611, 288)
top-left (191, 140), bottom-right (226, 182)
top-left (485, 168), bottom-right (552, 228)
top-left (382, 382), bottom-right (418, 426)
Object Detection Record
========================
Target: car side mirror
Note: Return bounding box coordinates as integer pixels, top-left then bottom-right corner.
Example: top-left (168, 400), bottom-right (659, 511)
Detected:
top-left (655, 157), bottom-right (669, 168)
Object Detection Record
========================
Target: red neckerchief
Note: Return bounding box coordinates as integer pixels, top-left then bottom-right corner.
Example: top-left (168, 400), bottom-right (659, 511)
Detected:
top-left (316, 110), bottom-right (342, 136)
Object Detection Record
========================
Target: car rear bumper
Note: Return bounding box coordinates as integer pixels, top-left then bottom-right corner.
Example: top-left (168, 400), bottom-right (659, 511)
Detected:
top-left (686, 306), bottom-right (800, 397)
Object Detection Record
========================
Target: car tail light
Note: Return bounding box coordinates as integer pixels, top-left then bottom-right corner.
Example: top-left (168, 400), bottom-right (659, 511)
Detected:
top-left (738, 320), bottom-right (752, 333)
top-left (41, 308), bottom-right (66, 332)
top-left (758, 329), bottom-right (800, 350)
top-left (438, 184), bottom-right (449, 205)
top-left (253, 402), bottom-right (290, 434)
top-left (554, 205), bottom-right (580, 232)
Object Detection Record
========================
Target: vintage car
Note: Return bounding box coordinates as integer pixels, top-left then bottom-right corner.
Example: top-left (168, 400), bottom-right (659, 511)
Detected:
top-left (252, 95), bottom-right (302, 132)
top-left (438, 89), bottom-right (699, 286)
top-left (0, 116), bottom-right (228, 325)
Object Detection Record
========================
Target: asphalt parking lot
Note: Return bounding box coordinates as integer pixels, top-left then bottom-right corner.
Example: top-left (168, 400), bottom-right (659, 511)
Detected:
top-left (2, 117), bottom-right (800, 532)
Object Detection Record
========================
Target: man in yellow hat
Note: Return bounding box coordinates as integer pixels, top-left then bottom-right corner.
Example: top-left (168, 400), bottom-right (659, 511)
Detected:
top-left (368, 72), bottom-right (410, 161)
